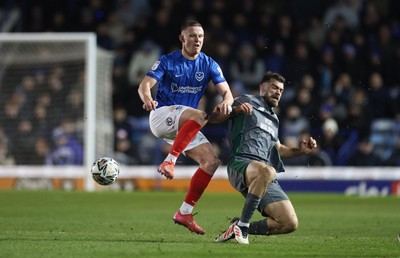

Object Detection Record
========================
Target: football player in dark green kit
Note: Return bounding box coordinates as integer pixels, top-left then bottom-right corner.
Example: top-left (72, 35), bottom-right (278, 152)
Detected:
top-left (211, 71), bottom-right (317, 244)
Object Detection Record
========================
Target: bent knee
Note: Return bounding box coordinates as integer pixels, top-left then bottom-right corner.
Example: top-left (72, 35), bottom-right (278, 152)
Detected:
top-left (202, 156), bottom-right (220, 173)
top-left (190, 110), bottom-right (208, 125)
top-left (284, 217), bottom-right (298, 233)
top-left (261, 166), bottom-right (276, 182)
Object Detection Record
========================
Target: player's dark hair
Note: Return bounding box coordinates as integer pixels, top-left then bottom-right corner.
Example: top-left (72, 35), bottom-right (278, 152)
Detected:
top-left (181, 20), bottom-right (203, 31)
top-left (261, 71), bottom-right (286, 84)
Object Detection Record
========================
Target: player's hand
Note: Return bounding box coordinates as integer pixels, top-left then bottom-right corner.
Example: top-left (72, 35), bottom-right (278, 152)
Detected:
top-left (215, 101), bottom-right (232, 115)
top-left (300, 137), bottom-right (317, 154)
top-left (142, 100), bottom-right (158, 111)
top-left (234, 103), bottom-right (253, 115)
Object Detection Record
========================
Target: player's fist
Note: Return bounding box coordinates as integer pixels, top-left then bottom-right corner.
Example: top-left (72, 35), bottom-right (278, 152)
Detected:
top-left (215, 102), bottom-right (232, 115)
top-left (142, 100), bottom-right (158, 111)
top-left (300, 137), bottom-right (317, 154)
top-left (234, 103), bottom-right (253, 116)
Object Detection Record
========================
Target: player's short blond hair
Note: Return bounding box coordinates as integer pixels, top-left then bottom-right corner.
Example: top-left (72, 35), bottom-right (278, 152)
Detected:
top-left (180, 20), bottom-right (203, 32)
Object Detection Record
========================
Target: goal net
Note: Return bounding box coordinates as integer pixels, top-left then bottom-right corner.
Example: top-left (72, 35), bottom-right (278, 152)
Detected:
top-left (0, 33), bottom-right (114, 191)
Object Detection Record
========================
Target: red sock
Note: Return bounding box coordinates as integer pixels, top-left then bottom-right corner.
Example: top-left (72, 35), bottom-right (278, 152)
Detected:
top-left (170, 120), bottom-right (202, 157)
top-left (184, 168), bottom-right (212, 206)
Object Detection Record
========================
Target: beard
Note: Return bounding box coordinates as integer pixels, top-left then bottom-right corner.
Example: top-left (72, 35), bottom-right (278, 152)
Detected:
top-left (264, 96), bottom-right (279, 107)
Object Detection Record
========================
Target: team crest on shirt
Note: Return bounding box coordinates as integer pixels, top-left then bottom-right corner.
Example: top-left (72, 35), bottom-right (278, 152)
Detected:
top-left (195, 72), bottom-right (204, 81)
top-left (151, 61), bottom-right (160, 70)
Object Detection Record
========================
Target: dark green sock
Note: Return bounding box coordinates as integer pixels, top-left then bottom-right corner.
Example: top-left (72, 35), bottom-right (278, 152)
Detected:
top-left (249, 218), bottom-right (269, 235)
top-left (240, 193), bottom-right (261, 224)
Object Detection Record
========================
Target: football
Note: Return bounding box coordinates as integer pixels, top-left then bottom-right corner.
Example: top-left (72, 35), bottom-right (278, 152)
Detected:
top-left (91, 157), bottom-right (120, 186)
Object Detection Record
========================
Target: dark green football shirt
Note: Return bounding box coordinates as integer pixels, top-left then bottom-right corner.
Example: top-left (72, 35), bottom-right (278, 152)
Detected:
top-left (228, 94), bottom-right (285, 173)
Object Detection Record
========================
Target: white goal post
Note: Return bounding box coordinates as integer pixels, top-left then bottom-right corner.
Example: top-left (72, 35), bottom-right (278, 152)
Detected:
top-left (0, 33), bottom-right (114, 191)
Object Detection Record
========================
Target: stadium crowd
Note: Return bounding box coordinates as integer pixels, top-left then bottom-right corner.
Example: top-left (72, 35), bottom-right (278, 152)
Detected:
top-left (0, 0), bottom-right (400, 167)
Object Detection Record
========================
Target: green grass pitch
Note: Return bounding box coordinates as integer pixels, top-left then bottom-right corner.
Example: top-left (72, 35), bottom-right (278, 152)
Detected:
top-left (0, 190), bottom-right (399, 258)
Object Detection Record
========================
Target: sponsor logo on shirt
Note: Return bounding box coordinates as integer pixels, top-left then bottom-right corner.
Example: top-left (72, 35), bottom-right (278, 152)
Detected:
top-left (151, 61), bottom-right (160, 70)
top-left (260, 118), bottom-right (277, 138)
top-left (171, 83), bottom-right (203, 94)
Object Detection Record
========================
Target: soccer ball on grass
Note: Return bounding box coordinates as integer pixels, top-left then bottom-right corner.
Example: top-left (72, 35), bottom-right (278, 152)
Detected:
top-left (91, 157), bottom-right (119, 186)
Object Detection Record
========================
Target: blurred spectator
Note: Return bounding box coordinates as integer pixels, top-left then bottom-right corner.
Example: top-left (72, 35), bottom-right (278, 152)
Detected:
top-left (265, 40), bottom-right (286, 75)
top-left (46, 127), bottom-right (83, 165)
top-left (281, 104), bottom-right (310, 144)
top-left (230, 12), bottom-right (253, 46)
top-left (10, 119), bottom-right (36, 164)
top-left (0, 127), bottom-right (14, 165)
top-left (273, 14), bottom-right (295, 57)
top-left (17, 75), bottom-right (37, 116)
top-left (332, 73), bottom-right (354, 123)
top-left (323, 0), bottom-right (359, 30)
top-left (114, 106), bottom-right (133, 138)
top-left (292, 87), bottom-right (317, 121)
top-left (342, 88), bottom-right (370, 137)
top-left (374, 24), bottom-right (398, 85)
top-left (128, 40), bottom-right (160, 86)
top-left (116, 0), bottom-right (152, 28)
top-left (64, 88), bottom-right (84, 122)
top-left (319, 118), bottom-right (345, 165)
top-left (30, 137), bottom-right (50, 165)
top-left (106, 11), bottom-right (126, 47)
top-left (339, 43), bottom-right (367, 84)
top-left (317, 46), bottom-right (340, 98)
top-left (32, 103), bottom-right (51, 138)
top-left (0, 140), bottom-right (15, 165)
top-left (306, 16), bottom-right (326, 52)
top-left (230, 42), bottom-right (265, 93)
top-left (114, 138), bottom-right (138, 165)
top-left (96, 22), bottom-right (115, 50)
top-left (385, 138), bottom-right (400, 166)
top-left (366, 72), bottom-right (395, 120)
top-left (147, 7), bottom-right (178, 53)
top-left (361, 1), bottom-right (383, 40)
top-left (211, 41), bottom-right (233, 82)
top-left (323, 28), bottom-right (343, 59)
top-left (206, 13), bottom-right (232, 49)
top-left (46, 118), bottom-right (83, 165)
top-left (282, 42), bottom-right (315, 86)
top-left (114, 105), bottom-right (145, 164)
top-left (348, 138), bottom-right (382, 166)
top-left (0, 98), bottom-right (21, 136)
top-left (317, 95), bottom-right (341, 126)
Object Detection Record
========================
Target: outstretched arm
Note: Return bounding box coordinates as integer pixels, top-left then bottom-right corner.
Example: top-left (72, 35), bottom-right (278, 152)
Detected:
top-left (208, 102), bottom-right (253, 123)
top-left (276, 137), bottom-right (317, 158)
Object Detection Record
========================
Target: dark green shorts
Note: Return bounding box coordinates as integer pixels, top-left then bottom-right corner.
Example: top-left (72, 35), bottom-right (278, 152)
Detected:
top-left (227, 159), bottom-right (289, 217)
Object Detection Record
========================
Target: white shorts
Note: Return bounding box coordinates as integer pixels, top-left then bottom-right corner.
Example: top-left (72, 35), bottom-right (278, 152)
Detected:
top-left (149, 105), bottom-right (209, 151)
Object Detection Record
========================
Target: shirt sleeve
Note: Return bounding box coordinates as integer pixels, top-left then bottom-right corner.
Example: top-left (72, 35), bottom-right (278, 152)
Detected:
top-left (146, 55), bottom-right (166, 82)
top-left (210, 59), bottom-right (226, 85)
